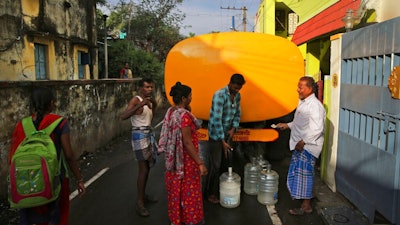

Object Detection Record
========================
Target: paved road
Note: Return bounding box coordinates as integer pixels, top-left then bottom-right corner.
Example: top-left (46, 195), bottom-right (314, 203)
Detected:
top-left (68, 137), bottom-right (325, 225)
top-left (68, 105), bottom-right (326, 225)
top-left (69, 150), bottom-right (273, 225)
top-left (1, 106), bottom-right (365, 225)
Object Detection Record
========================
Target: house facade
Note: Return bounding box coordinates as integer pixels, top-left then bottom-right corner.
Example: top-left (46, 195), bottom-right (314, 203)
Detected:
top-left (0, 0), bottom-right (98, 81)
top-left (255, 0), bottom-right (399, 80)
top-left (254, 0), bottom-right (400, 223)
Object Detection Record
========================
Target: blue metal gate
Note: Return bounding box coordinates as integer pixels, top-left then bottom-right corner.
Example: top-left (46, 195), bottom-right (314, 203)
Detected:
top-left (337, 17), bottom-right (400, 224)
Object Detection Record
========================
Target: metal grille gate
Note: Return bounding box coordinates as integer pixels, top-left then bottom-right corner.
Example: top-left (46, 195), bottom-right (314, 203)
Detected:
top-left (337, 17), bottom-right (400, 224)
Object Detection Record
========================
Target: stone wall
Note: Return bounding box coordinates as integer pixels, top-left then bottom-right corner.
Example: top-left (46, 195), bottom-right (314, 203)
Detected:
top-left (0, 79), bottom-right (139, 198)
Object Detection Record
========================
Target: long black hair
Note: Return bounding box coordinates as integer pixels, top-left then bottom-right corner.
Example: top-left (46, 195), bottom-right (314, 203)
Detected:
top-left (169, 82), bottom-right (191, 104)
top-left (30, 86), bottom-right (55, 127)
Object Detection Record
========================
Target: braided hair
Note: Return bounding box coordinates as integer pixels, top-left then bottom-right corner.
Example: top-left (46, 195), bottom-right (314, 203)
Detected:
top-left (169, 82), bottom-right (191, 105)
top-left (30, 87), bottom-right (55, 128)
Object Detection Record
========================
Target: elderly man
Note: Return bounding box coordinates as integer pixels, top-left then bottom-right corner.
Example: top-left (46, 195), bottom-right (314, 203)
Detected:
top-left (277, 76), bottom-right (326, 215)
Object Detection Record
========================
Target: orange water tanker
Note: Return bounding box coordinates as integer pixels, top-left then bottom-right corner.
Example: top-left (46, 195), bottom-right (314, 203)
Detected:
top-left (164, 32), bottom-right (304, 141)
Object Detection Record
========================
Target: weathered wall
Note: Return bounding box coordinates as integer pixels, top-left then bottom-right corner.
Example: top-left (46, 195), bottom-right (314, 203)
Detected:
top-left (0, 79), bottom-right (138, 198)
top-left (0, 0), bottom-right (98, 81)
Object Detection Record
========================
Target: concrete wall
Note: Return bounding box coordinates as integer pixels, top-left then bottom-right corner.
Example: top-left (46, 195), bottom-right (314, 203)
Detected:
top-left (0, 79), bottom-right (138, 198)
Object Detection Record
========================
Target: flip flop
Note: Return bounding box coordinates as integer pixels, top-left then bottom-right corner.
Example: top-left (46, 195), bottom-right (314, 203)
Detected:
top-left (289, 208), bottom-right (313, 216)
top-left (207, 195), bottom-right (220, 204)
top-left (136, 203), bottom-right (150, 217)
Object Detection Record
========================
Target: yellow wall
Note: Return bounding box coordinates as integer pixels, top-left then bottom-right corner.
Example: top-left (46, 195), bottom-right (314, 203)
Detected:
top-left (297, 44), bottom-right (307, 75)
top-left (279, 0), bottom-right (338, 24)
top-left (0, 0), bottom-right (97, 81)
top-left (306, 41), bottom-right (321, 81)
top-left (21, 0), bottom-right (39, 17)
top-left (256, 0), bottom-right (276, 34)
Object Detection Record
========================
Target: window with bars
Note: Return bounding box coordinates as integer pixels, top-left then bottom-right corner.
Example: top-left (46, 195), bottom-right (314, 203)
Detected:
top-left (34, 43), bottom-right (48, 80)
top-left (78, 51), bottom-right (84, 79)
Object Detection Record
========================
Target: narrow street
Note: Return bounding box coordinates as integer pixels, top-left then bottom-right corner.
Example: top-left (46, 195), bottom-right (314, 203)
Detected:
top-left (67, 135), bottom-right (326, 225)
top-left (1, 105), bottom-right (368, 225)
top-left (66, 105), bottom-right (326, 225)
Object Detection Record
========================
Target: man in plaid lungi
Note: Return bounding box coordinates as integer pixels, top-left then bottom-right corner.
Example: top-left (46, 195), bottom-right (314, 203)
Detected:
top-left (277, 76), bottom-right (326, 215)
top-left (120, 78), bottom-right (158, 217)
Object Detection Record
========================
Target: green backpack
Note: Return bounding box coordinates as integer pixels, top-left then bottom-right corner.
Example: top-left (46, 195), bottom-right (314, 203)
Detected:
top-left (8, 117), bottom-right (64, 208)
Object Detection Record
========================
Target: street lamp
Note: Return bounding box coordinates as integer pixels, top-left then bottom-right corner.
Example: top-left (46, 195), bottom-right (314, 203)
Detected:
top-left (342, 9), bottom-right (356, 32)
top-left (103, 14), bottom-right (108, 79)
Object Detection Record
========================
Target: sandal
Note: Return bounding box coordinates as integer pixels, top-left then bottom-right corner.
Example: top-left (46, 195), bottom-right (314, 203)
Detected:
top-left (136, 203), bottom-right (150, 217)
top-left (207, 195), bottom-right (220, 204)
top-left (289, 207), bottom-right (313, 216)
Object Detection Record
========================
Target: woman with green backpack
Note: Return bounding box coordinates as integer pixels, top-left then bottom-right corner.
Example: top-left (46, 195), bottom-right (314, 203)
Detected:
top-left (8, 86), bottom-right (86, 225)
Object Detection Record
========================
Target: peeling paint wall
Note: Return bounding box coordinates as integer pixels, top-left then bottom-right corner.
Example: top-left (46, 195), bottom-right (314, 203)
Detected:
top-left (0, 0), bottom-right (98, 81)
top-left (0, 79), bottom-right (138, 198)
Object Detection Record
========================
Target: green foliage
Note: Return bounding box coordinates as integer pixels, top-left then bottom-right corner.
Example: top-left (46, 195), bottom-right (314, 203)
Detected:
top-left (97, 0), bottom-right (185, 87)
top-left (101, 40), bottom-right (163, 86)
top-left (96, 0), bottom-right (107, 5)
top-left (107, 2), bottom-right (132, 32)
top-left (132, 50), bottom-right (164, 86)
top-left (105, 40), bottom-right (132, 78)
top-left (96, 9), bottom-right (107, 38)
top-left (127, 0), bottom-right (185, 61)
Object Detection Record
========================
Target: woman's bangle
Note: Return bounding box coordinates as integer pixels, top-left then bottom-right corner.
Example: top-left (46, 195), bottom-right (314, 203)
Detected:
top-left (77, 178), bottom-right (84, 184)
top-left (198, 163), bottom-right (204, 166)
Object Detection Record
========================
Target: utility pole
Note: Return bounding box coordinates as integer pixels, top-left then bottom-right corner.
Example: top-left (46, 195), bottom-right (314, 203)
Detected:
top-left (220, 6), bottom-right (247, 32)
top-left (127, 0), bottom-right (133, 51)
top-left (103, 14), bottom-right (108, 79)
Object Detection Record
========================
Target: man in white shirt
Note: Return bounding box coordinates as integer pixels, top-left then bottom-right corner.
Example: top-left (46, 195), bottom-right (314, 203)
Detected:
top-left (277, 76), bottom-right (326, 216)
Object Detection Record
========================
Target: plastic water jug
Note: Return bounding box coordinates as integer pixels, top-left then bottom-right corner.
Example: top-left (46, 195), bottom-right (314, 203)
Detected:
top-left (257, 164), bottom-right (279, 205)
top-left (257, 154), bottom-right (270, 170)
top-left (220, 167), bottom-right (241, 208)
top-left (244, 157), bottom-right (261, 195)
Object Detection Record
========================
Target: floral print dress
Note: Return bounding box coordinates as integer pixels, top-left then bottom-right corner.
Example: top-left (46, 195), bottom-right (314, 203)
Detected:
top-left (160, 107), bottom-right (204, 225)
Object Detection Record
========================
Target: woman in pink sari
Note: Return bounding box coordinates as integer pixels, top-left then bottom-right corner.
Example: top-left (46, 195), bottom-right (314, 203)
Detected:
top-left (158, 82), bottom-right (208, 225)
